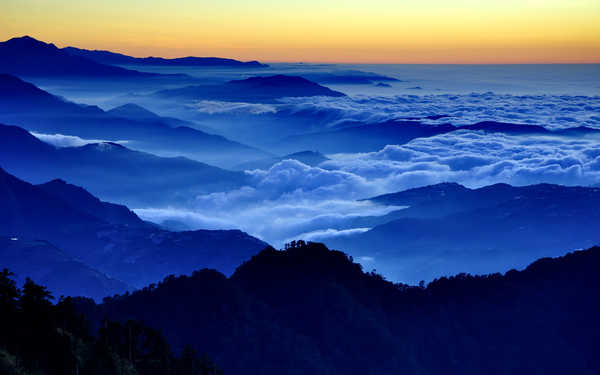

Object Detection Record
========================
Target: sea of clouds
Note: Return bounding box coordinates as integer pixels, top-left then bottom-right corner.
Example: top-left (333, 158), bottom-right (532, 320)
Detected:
top-left (136, 130), bottom-right (600, 246)
top-left (189, 93), bottom-right (600, 131)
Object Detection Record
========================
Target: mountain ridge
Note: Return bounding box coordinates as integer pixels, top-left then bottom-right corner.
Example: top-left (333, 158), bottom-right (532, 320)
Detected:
top-left (0, 167), bottom-right (269, 289)
top-left (0, 74), bottom-right (270, 167)
top-left (155, 74), bottom-right (346, 103)
top-left (326, 181), bottom-right (600, 283)
top-left (0, 123), bottom-right (250, 205)
top-left (0, 36), bottom-right (155, 78)
top-left (77, 241), bottom-right (600, 375)
top-left (63, 45), bottom-right (268, 68)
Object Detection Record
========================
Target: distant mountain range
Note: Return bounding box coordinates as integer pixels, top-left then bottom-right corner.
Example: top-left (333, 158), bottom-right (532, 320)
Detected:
top-left (62, 45), bottom-right (268, 68)
top-left (106, 102), bottom-right (221, 135)
top-left (326, 182), bottom-right (600, 283)
top-left (0, 167), bottom-right (268, 294)
top-left (298, 70), bottom-right (400, 85)
top-left (0, 36), bottom-right (267, 79)
top-left (0, 36), bottom-right (155, 78)
top-left (0, 123), bottom-right (251, 206)
top-left (155, 74), bottom-right (346, 103)
top-left (0, 74), bottom-right (270, 167)
top-left (77, 241), bottom-right (600, 375)
top-left (274, 119), bottom-right (600, 154)
top-left (0, 237), bottom-right (130, 301)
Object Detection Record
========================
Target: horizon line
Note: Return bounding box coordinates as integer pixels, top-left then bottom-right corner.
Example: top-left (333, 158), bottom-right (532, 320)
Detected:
top-left (4, 35), bottom-right (600, 66)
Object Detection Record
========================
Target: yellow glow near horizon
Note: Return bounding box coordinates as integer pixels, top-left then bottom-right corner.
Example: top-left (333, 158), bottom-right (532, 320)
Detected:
top-left (1, 0), bottom-right (599, 63)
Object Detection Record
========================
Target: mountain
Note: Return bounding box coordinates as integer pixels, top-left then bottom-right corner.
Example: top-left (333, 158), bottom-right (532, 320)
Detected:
top-left (78, 241), bottom-right (600, 375)
top-left (0, 168), bottom-right (132, 300)
top-left (0, 237), bottom-right (129, 301)
top-left (326, 182), bottom-right (600, 283)
top-left (38, 179), bottom-right (147, 227)
top-left (232, 150), bottom-right (329, 170)
top-left (276, 120), bottom-right (456, 153)
top-left (155, 75), bottom-right (346, 103)
top-left (0, 74), bottom-right (270, 167)
top-left (299, 70), bottom-right (400, 85)
top-left (0, 124), bottom-right (250, 206)
top-left (106, 103), bottom-right (219, 133)
top-left (0, 167), bottom-right (269, 289)
top-left (106, 102), bottom-right (163, 120)
top-left (63, 45), bottom-right (268, 68)
top-left (275, 119), bottom-right (600, 154)
top-left (0, 36), bottom-right (153, 78)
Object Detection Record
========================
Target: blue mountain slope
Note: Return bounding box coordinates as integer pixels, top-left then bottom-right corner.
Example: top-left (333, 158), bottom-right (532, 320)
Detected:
top-left (0, 124), bottom-right (250, 206)
top-left (274, 119), bottom-right (600, 154)
top-left (0, 167), bottom-right (269, 290)
top-left (155, 75), bottom-right (346, 103)
top-left (327, 182), bottom-right (600, 283)
top-left (0, 74), bottom-right (270, 167)
top-left (0, 237), bottom-right (130, 301)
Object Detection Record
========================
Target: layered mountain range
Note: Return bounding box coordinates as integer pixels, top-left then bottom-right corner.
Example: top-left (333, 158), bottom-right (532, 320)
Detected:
top-left (0, 167), bottom-right (267, 299)
top-left (326, 182), bottom-right (600, 282)
top-left (0, 74), bottom-right (269, 168)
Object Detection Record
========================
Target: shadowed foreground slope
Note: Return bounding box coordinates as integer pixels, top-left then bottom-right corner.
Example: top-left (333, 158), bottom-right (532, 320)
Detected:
top-left (78, 241), bottom-right (600, 375)
top-left (0, 271), bottom-right (223, 375)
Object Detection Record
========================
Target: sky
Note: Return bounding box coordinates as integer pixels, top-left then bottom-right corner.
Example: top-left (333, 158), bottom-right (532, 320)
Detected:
top-left (2, 0), bottom-right (600, 63)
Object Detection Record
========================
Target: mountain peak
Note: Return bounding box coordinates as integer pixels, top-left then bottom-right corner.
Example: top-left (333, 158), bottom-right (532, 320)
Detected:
top-left (229, 74), bottom-right (324, 87)
top-left (107, 103), bottom-right (160, 120)
top-left (44, 178), bottom-right (68, 185)
top-left (0, 36), bottom-right (151, 77)
top-left (3, 35), bottom-right (57, 49)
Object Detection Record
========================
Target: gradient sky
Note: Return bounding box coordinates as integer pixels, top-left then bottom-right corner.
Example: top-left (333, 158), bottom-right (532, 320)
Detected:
top-left (2, 0), bottom-right (599, 63)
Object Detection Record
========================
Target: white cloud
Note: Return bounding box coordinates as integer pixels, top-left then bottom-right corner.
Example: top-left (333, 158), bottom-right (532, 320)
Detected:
top-left (323, 131), bottom-right (600, 190)
top-left (281, 228), bottom-right (371, 244)
top-left (278, 93), bottom-right (600, 130)
top-left (189, 100), bottom-right (277, 115)
top-left (31, 132), bottom-right (129, 148)
top-left (136, 131), bottom-right (600, 247)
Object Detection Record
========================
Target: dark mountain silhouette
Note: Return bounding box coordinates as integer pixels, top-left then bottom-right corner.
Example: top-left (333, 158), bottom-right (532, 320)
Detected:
top-left (0, 167), bottom-right (268, 289)
top-left (0, 237), bottom-right (129, 301)
top-left (0, 36), bottom-right (154, 78)
top-left (0, 74), bottom-right (270, 167)
top-left (299, 70), bottom-right (399, 84)
top-left (327, 182), bottom-right (600, 283)
top-left (77, 241), bottom-right (600, 375)
top-left (155, 75), bottom-right (346, 103)
top-left (275, 119), bottom-right (600, 154)
top-left (0, 124), bottom-right (250, 206)
top-left (232, 150), bottom-right (329, 170)
top-left (63, 45), bottom-right (268, 68)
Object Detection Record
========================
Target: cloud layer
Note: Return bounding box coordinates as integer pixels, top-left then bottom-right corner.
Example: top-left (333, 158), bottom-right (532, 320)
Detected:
top-left (323, 130), bottom-right (600, 190)
top-left (190, 100), bottom-right (277, 115)
top-left (136, 130), bottom-right (600, 247)
top-left (278, 93), bottom-right (600, 130)
top-left (32, 132), bottom-right (129, 148)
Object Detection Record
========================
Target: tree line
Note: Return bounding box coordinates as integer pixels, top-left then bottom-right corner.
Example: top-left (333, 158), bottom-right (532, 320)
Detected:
top-left (0, 268), bottom-right (222, 375)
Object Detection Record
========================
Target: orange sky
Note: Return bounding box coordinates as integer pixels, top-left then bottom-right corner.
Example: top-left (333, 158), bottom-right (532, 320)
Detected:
top-left (2, 0), bottom-right (599, 63)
